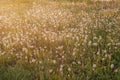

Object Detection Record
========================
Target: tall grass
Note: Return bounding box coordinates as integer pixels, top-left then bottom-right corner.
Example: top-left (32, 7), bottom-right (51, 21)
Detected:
top-left (0, 0), bottom-right (120, 80)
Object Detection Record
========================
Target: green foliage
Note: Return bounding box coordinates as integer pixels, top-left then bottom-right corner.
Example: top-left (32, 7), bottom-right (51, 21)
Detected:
top-left (0, 66), bottom-right (31, 80)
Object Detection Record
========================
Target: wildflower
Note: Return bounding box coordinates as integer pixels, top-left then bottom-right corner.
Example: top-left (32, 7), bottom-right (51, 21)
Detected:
top-left (110, 64), bottom-right (114, 69)
top-left (39, 61), bottom-right (42, 64)
top-left (52, 60), bottom-right (56, 64)
top-left (93, 64), bottom-right (96, 68)
top-left (0, 52), bottom-right (5, 55)
top-left (103, 50), bottom-right (107, 53)
top-left (31, 59), bottom-right (36, 63)
top-left (116, 43), bottom-right (120, 46)
top-left (49, 69), bottom-right (53, 73)
top-left (77, 61), bottom-right (81, 64)
top-left (72, 52), bottom-right (76, 56)
top-left (72, 61), bottom-right (76, 65)
top-left (93, 36), bottom-right (97, 40)
top-left (114, 69), bottom-right (118, 73)
top-left (68, 67), bottom-right (71, 71)
top-left (62, 55), bottom-right (65, 59)
top-left (88, 41), bottom-right (92, 46)
top-left (22, 47), bottom-right (28, 53)
top-left (60, 65), bottom-right (64, 72)
top-left (93, 43), bottom-right (98, 46)
top-left (96, 51), bottom-right (100, 55)
top-left (105, 54), bottom-right (108, 58)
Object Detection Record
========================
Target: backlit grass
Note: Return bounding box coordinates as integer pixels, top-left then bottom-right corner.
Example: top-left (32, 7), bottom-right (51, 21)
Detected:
top-left (0, 0), bottom-right (120, 80)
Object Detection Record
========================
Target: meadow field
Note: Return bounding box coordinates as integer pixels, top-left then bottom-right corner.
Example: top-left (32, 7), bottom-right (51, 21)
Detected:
top-left (0, 0), bottom-right (120, 80)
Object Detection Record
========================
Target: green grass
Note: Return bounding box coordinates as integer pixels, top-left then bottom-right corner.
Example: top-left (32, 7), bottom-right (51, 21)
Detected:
top-left (0, 0), bottom-right (120, 80)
